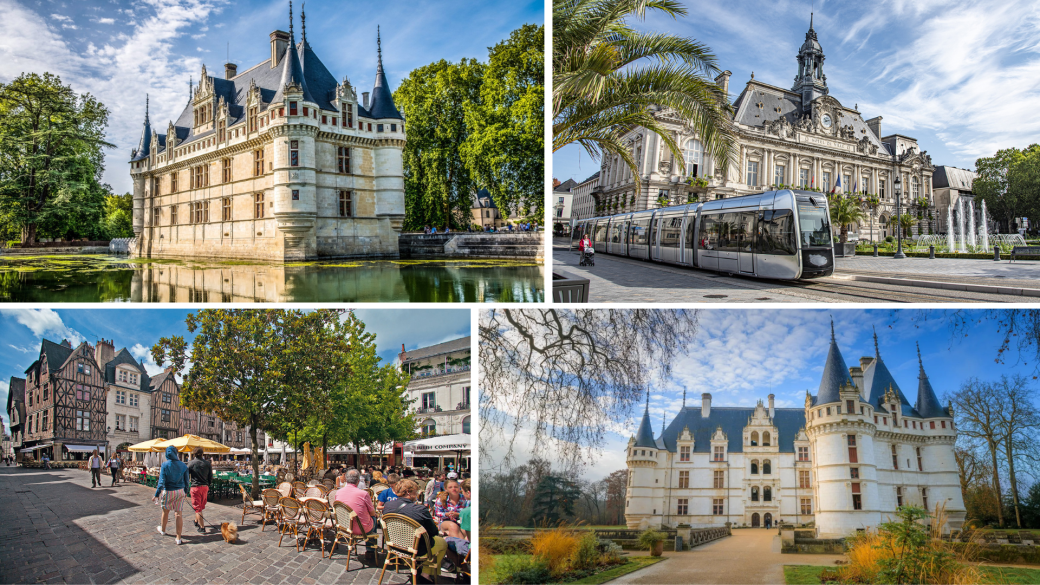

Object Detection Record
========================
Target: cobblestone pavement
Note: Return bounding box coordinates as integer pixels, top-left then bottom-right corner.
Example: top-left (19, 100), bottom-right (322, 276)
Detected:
top-left (553, 240), bottom-right (1033, 303)
top-left (611, 529), bottom-right (844, 584)
top-left (836, 255), bottom-right (1040, 284)
top-left (0, 466), bottom-right (450, 585)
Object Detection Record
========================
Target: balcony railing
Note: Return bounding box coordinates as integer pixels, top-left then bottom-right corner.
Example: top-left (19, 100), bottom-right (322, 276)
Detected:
top-left (417, 402), bottom-right (471, 415)
top-left (409, 365), bottom-right (471, 379)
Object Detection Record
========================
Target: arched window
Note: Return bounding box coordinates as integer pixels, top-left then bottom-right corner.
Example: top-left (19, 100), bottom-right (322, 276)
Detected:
top-left (763, 460), bottom-right (772, 475)
top-left (751, 460), bottom-right (759, 474)
top-left (762, 432), bottom-right (771, 446)
top-left (764, 486), bottom-right (772, 501)
top-left (751, 486), bottom-right (759, 501)
top-left (750, 431), bottom-right (759, 446)
top-left (422, 418), bottom-right (436, 437)
top-left (683, 139), bottom-right (703, 177)
top-left (462, 416), bottom-right (471, 434)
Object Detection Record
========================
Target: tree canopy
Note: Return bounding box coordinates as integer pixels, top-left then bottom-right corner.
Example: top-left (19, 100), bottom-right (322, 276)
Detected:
top-left (974, 145), bottom-right (1040, 234)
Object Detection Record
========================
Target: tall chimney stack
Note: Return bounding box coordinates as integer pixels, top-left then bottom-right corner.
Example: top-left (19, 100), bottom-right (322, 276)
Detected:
top-left (714, 70), bottom-right (732, 97)
top-left (270, 30), bottom-right (289, 68)
top-left (363, 92), bottom-right (370, 109)
top-left (768, 394), bottom-right (775, 418)
top-left (701, 393), bottom-right (712, 418)
top-left (225, 62), bottom-right (238, 79)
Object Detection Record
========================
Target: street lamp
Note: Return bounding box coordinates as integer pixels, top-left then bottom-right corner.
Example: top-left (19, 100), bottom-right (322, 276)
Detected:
top-left (893, 174), bottom-right (906, 259)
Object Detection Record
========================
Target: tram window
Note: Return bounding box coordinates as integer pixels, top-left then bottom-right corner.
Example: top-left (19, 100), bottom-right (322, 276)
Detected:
top-left (798, 201), bottom-right (832, 247)
top-left (630, 219), bottom-right (649, 245)
top-left (611, 223), bottom-right (622, 243)
top-left (756, 209), bottom-right (796, 255)
top-left (734, 212), bottom-right (755, 252)
top-left (716, 213), bottom-right (741, 252)
top-left (661, 216), bottom-right (682, 248)
top-left (594, 222), bottom-right (608, 243)
top-left (698, 214), bottom-right (719, 250)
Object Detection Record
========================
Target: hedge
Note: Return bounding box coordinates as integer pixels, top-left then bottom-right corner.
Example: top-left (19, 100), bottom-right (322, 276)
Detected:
top-left (949, 543), bottom-right (1040, 564)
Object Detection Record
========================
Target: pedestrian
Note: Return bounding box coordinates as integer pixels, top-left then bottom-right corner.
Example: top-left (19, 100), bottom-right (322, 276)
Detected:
top-left (187, 447), bottom-right (212, 534)
top-left (108, 453), bottom-right (121, 486)
top-left (152, 446), bottom-right (190, 545)
top-left (88, 450), bottom-right (103, 486)
top-left (42, 453), bottom-right (51, 469)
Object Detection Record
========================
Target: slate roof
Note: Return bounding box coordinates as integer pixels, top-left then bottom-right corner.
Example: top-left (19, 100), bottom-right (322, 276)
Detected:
top-left (914, 347), bottom-right (947, 418)
top-left (149, 370), bottom-right (175, 390)
top-left (6, 377), bottom-right (25, 429)
top-left (402, 337), bottom-right (470, 362)
top-left (554, 179), bottom-right (578, 193)
top-left (861, 352), bottom-right (920, 418)
top-left (104, 348), bottom-right (151, 394)
top-left (39, 339), bottom-right (74, 373)
top-left (817, 324), bottom-right (855, 404)
top-left (367, 30), bottom-right (403, 120)
top-left (473, 189), bottom-right (498, 210)
top-left (656, 406), bottom-right (806, 454)
top-left (933, 166), bottom-right (977, 191)
top-left (580, 171), bottom-right (601, 185)
top-left (131, 96), bottom-right (151, 162)
top-left (634, 406), bottom-right (657, 449)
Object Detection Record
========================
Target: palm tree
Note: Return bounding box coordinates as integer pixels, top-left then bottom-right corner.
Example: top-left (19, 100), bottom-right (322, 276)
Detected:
top-left (888, 213), bottom-right (917, 241)
top-left (553, 0), bottom-right (736, 194)
top-left (829, 195), bottom-right (867, 244)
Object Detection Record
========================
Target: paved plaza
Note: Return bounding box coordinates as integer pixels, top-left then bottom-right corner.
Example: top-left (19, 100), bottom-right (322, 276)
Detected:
top-left (553, 239), bottom-right (1040, 302)
top-left (611, 529), bottom-right (844, 584)
top-left (0, 466), bottom-right (450, 585)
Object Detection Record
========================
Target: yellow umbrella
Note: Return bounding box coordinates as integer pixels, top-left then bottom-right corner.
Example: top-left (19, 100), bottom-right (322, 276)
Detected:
top-left (151, 434), bottom-right (231, 454)
top-left (317, 446), bottom-right (326, 470)
top-left (302, 442), bottom-right (312, 470)
top-left (128, 438), bottom-right (167, 452)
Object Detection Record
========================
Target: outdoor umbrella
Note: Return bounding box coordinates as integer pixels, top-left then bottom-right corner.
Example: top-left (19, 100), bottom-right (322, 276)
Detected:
top-left (302, 443), bottom-right (312, 471)
top-left (151, 434), bottom-right (232, 454)
top-left (128, 438), bottom-right (167, 452)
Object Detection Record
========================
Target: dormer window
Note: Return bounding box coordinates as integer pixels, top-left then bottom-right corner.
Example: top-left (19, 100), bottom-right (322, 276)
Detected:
top-left (248, 107), bottom-right (258, 133)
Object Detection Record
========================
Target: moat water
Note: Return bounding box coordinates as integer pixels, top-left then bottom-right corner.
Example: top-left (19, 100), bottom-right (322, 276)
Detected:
top-left (0, 254), bottom-right (544, 302)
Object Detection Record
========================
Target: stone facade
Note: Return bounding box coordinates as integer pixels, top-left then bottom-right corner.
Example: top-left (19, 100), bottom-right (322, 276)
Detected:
top-left (400, 337), bottom-right (472, 437)
top-left (129, 8), bottom-right (405, 261)
top-left (594, 17), bottom-right (936, 242)
top-left (624, 330), bottom-right (965, 539)
top-left (570, 171), bottom-right (600, 223)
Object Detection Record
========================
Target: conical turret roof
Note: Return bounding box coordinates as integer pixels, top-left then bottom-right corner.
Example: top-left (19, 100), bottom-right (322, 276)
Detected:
top-left (634, 389), bottom-right (657, 448)
top-left (915, 343), bottom-right (946, 418)
top-left (272, 2), bottom-right (315, 105)
top-left (367, 26), bottom-right (403, 120)
top-left (862, 328), bottom-right (919, 417)
top-left (130, 95), bottom-right (151, 162)
top-left (816, 319), bottom-right (854, 404)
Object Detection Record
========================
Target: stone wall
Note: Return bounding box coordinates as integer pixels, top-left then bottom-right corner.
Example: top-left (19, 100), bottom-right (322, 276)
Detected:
top-left (399, 233), bottom-right (543, 259)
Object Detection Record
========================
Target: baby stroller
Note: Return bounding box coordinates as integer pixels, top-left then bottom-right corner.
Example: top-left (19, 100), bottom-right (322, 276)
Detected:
top-left (579, 246), bottom-right (595, 266)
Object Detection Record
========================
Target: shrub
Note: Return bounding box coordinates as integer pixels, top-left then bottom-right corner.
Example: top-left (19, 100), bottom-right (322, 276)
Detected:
top-left (596, 538), bottom-right (624, 560)
top-left (483, 537), bottom-right (533, 555)
top-left (886, 236), bottom-right (894, 243)
top-left (531, 527), bottom-right (580, 577)
top-left (570, 532), bottom-right (600, 571)
top-left (494, 555), bottom-right (552, 585)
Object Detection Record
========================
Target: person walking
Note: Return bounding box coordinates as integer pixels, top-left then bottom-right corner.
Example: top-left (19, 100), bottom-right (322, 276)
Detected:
top-left (108, 454), bottom-right (121, 486)
top-left (88, 450), bottom-right (103, 487)
top-left (187, 447), bottom-right (212, 534)
top-left (152, 446), bottom-right (190, 545)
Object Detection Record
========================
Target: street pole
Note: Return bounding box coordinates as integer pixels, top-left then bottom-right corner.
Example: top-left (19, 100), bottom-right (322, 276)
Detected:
top-left (894, 174), bottom-right (906, 259)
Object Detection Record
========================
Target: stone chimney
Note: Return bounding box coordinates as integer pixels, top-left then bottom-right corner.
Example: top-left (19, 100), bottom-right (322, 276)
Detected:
top-left (768, 394), bottom-right (775, 418)
top-left (362, 92), bottom-right (370, 109)
top-left (94, 338), bottom-right (116, 368)
top-left (701, 393), bottom-right (712, 418)
top-left (165, 365), bottom-right (176, 374)
top-left (225, 62), bottom-right (238, 79)
top-left (714, 70), bottom-right (732, 97)
top-left (270, 30), bottom-right (289, 68)
top-left (866, 116), bottom-right (882, 139)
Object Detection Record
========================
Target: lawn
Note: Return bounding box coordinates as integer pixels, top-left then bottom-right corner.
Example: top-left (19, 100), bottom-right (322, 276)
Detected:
top-left (499, 526), bottom-right (629, 530)
top-left (482, 554), bottom-right (664, 585)
top-left (783, 564), bottom-right (1040, 584)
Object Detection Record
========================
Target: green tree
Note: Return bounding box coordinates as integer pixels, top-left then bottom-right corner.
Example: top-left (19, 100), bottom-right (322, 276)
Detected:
top-left (553, 0), bottom-right (736, 194)
top-left (152, 309), bottom-right (316, 497)
top-left (529, 475), bottom-right (580, 526)
top-left (0, 72), bottom-right (113, 244)
top-left (974, 145), bottom-right (1040, 234)
top-left (462, 24), bottom-right (545, 222)
top-left (829, 194), bottom-right (867, 244)
top-left (395, 59), bottom-right (485, 230)
top-left (103, 192), bottom-right (134, 239)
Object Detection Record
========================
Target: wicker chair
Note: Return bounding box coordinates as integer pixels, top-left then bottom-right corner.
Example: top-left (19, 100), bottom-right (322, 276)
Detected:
top-left (239, 484), bottom-right (264, 525)
top-left (316, 485), bottom-right (331, 497)
top-left (307, 479), bottom-right (320, 487)
top-left (329, 501), bottom-right (368, 565)
top-left (305, 486), bottom-right (324, 499)
top-left (260, 488), bottom-right (282, 532)
top-left (326, 488), bottom-right (339, 509)
top-left (277, 497), bottom-right (306, 551)
top-left (292, 481), bottom-right (308, 499)
top-left (301, 499), bottom-right (332, 557)
top-left (372, 484), bottom-right (390, 496)
top-left (285, 471), bottom-right (295, 483)
top-left (378, 513), bottom-right (439, 585)
top-left (276, 481), bottom-right (293, 498)
top-left (321, 478), bottom-right (335, 491)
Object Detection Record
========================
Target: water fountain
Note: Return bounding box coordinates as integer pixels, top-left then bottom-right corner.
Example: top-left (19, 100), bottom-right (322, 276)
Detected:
top-left (956, 199), bottom-right (966, 253)
top-left (980, 200), bottom-right (991, 251)
top-left (946, 205), bottom-right (955, 252)
top-left (967, 199), bottom-right (977, 252)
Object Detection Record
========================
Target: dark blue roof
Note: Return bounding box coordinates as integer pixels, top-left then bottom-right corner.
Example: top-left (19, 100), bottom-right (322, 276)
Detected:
top-left (130, 97), bottom-right (151, 162)
top-left (103, 348), bottom-right (151, 394)
top-left (273, 31), bottom-right (316, 105)
top-left (367, 32), bottom-right (402, 120)
top-left (299, 40), bottom-right (339, 111)
top-left (659, 406), bottom-right (806, 454)
top-left (634, 407), bottom-right (657, 448)
top-left (817, 333), bottom-right (854, 404)
top-left (862, 355), bottom-right (920, 418)
top-left (914, 356), bottom-right (946, 418)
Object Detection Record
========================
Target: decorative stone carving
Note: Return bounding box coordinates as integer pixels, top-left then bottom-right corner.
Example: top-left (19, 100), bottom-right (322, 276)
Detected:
top-left (797, 115), bottom-right (813, 131)
top-left (856, 136), bottom-right (878, 155)
top-left (767, 115), bottom-right (793, 140)
top-left (658, 160), bottom-right (672, 173)
top-left (839, 125), bottom-right (856, 140)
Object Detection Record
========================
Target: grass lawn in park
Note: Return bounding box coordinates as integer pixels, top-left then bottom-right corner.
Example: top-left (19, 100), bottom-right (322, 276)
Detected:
top-left (783, 564), bottom-right (1040, 584)
top-left (482, 554), bottom-right (664, 584)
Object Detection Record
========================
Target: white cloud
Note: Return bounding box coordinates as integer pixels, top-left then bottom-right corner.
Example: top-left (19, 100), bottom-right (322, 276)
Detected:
top-left (61, 24), bottom-right (77, 30)
top-left (0, 309), bottom-right (85, 347)
top-left (96, 17), bottom-right (115, 24)
top-left (7, 344), bottom-right (33, 354)
top-left (129, 343), bottom-right (163, 375)
top-left (50, 13), bottom-right (71, 22)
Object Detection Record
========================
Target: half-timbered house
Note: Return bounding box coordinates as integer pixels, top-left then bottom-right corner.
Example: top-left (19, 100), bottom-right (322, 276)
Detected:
top-left (148, 367), bottom-right (181, 440)
top-left (6, 376), bottom-right (25, 458)
top-left (96, 339), bottom-right (152, 451)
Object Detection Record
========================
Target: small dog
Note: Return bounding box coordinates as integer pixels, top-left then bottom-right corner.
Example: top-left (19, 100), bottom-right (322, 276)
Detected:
top-left (220, 522), bottom-right (238, 544)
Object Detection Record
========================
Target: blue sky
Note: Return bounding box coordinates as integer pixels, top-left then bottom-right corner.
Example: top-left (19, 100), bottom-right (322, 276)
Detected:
top-left (485, 309), bottom-right (1039, 480)
top-left (554, 0), bottom-right (1040, 184)
top-left (0, 0), bottom-right (543, 195)
top-left (0, 308), bottom-right (470, 433)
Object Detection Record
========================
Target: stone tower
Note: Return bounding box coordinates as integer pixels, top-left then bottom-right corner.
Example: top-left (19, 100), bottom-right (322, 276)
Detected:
top-left (625, 389), bottom-right (662, 529)
top-left (792, 12), bottom-right (828, 112)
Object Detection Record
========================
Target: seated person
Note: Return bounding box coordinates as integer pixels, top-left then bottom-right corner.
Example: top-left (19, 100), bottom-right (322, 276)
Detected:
top-left (433, 479), bottom-right (468, 534)
top-left (334, 469), bottom-right (378, 547)
top-left (383, 479), bottom-right (447, 583)
top-left (443, 479), bottom-right (472, 571)
top-left (377, 473), bottom-right (401, 512)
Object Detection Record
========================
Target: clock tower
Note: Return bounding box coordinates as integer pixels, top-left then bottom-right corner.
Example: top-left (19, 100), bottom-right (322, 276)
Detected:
top-left (792, 13), bottom-right (829, 114)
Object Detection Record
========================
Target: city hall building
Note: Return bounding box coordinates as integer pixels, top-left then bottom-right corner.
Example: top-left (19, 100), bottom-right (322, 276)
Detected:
top-left (624, 330), bottom-right (965, 538)
top-left (594, 16), bottom-right (936, 240)
top-left (129, 6), bottom-right (406, 261)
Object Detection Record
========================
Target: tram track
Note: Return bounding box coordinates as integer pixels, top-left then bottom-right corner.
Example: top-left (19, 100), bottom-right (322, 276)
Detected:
top-left (784, 278), bottom-right (992, 303)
